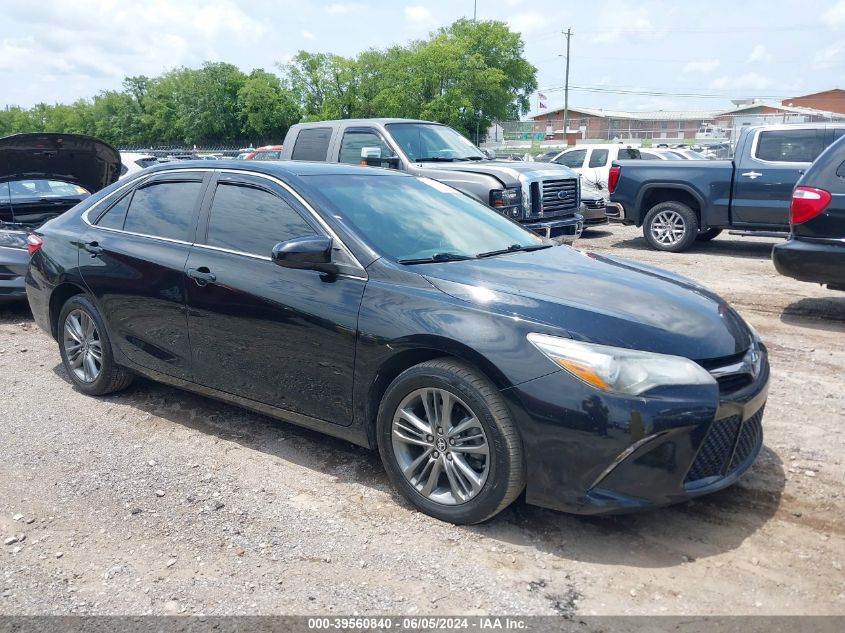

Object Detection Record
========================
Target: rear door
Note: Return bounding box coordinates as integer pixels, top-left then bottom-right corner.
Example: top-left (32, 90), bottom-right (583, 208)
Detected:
top-left (183, 172), bottom-right (366, 425)
top-left (732, 127), bottom-right (826, 227)
top-left (80, 171), bottom-right (209, 380)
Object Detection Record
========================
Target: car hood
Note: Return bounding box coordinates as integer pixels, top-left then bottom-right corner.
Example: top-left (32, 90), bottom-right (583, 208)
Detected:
top-left (415, 160), bottom-right (578, 187)
top-left (0, 133), bottom-right (121, 193)
top-left (419, 245), bottom-right (752, 361)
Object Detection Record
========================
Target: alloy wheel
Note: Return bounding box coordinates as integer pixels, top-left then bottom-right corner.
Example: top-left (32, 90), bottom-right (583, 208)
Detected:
top-left (391, 387), bottom-right (490, 505)
top-left (63, 309), bottom-right (103, 383)
top-left (650, 210), bottom-right (687, 246)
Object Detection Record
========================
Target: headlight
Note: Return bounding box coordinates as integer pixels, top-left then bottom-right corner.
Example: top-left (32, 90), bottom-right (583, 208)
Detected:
top-left (527, 333), bottom-right (716, 396)
top-left (490, 187), bottom-right (521, 209)
top-left (0, 229), bottom-right (29, 250)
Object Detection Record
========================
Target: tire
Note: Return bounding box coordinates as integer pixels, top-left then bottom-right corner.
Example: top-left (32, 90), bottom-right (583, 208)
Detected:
top-left (376, 358), bottom-right (525, 524)
top-left (696, 227), bottom-right (722, 242)
top-left (642, 201), bottom-right (699, 252)
top-left (58, 294), bottom-right (133, 396)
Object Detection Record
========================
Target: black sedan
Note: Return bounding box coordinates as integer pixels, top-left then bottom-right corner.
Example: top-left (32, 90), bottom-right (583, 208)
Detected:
top-left (26, 161), bottom-right (769, 524)
top-left (773, 134), bottom-right (845, 291)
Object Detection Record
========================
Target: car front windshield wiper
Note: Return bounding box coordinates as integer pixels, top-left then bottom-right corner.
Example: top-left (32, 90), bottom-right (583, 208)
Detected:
top-left (398, 252), bottom-right (476, 265)
top-left (455, 156), bottom-right (487, 161)
top-left (476, 243), bottom-right (554, 258)
top-left (413, 156), bottom-right (458, 162)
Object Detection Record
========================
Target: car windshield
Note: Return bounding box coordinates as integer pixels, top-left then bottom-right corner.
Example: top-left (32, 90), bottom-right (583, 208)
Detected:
top-left (309, 174), bottom-right (547, 262)
top-left (0, 179), bottom-right (89, 200)
top-left (386, 123), bottom-right (486, 161)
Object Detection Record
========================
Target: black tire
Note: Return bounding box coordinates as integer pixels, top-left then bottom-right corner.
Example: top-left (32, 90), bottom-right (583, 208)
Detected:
top-left (696, 227), bottom-right (723, 242)
top-left (376, 358), bottom-right (525, 524)
top-left (642, 201), bottom-right (699, 252)
top-left (58, 294), bottom-right (133, 396)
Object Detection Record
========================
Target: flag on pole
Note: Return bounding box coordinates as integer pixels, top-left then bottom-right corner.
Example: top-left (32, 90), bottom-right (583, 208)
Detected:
top-left (539, 101), bottom-right (547, 109)
top-left (538, 92), bottom-right (548, 100)
top-left (538, 91), bottom-right (548, 109)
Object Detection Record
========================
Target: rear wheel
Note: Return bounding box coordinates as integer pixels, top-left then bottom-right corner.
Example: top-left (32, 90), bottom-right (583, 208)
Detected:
top-left (377, 359), bottom-right (524, 524)
top-left (58, 295), bottom-right (133, 396)
top-left (696, 227), bottom-right (723, 242)
top-left (642, 201), bottom-right (699, 252)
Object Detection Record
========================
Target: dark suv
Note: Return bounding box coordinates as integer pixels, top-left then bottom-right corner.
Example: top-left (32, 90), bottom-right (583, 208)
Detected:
top-left (773, 135), bottom-right (845, 290)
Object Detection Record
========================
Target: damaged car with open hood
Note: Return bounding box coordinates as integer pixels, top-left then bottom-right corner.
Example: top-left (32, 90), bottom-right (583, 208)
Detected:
top-left (0, 133), bottom-right (120, 302)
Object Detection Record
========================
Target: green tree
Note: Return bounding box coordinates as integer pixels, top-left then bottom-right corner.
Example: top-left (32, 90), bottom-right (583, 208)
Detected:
top-left (238, 69), bottom-right (300, 143)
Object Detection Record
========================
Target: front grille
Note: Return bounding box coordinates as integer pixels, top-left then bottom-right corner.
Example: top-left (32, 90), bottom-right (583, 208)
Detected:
top-left (716, 373), bottom-right (753, 394)
top-left (540, 179), bottom-right (579, 217)
top-left (685, 407), bottom-right (765, 484)
top-left (583, 198), bottom-right (605, 209)
top-left (685, 415), bottom-right (741, 482)
top-left (730, 407), bottom-right (764, 471)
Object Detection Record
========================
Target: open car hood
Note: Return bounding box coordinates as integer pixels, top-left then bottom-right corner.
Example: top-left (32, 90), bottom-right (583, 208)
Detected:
top-left (0, 133), bottom-right (121, 194)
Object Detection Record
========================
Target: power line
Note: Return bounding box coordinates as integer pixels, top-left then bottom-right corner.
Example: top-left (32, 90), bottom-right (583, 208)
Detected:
top-left (536, 84), bottom-right (793, 99)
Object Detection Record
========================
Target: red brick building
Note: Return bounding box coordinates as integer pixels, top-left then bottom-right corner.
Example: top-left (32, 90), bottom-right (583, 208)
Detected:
top-left (530, 107), bottom-right (718, 142)
top-left (781, 89), bottom-right (845, 114)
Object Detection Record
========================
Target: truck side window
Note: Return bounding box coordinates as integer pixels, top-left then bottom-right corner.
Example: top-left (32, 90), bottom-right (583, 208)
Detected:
top-left (339, 130), bottom-right (395, 165)
top-left (755, 129), bottom-right (824, 163)
top-left (553, 149), bottom-right (587, 168)
top-left (291, 128), bottom-right (332, 161)
top-left (588, 149), bottom-right (609, 168)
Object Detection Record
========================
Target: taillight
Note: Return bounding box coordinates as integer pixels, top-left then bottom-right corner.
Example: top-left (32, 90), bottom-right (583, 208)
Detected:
top-left (790, 186), bottom-right (831, 224)
top-left (26, 234), bottom-right (43, 256)
top-left (608, 166), bottom-right (621, 193)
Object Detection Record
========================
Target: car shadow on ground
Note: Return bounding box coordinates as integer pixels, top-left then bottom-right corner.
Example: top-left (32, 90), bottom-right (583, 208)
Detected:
top-left (0, 301), bottom-right (33, 324)
top-left (51, 362), bottom-right (785, 570)
top-left (609, 236), bottom-right (778, 260)
top-left (780, 296), bottom-right (845, 332)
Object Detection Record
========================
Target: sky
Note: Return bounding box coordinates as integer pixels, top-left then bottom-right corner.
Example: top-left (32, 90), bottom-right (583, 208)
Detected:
top-left (2, 0), bottom-right (844, 117)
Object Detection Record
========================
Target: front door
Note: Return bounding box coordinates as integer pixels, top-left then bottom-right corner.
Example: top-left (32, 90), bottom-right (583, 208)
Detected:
top-left (184, 172), bottom-right (365, 425)
top-left (79, 172), bottom-right (208, 380)
top-left (732, 127), bottom-right (826, 227)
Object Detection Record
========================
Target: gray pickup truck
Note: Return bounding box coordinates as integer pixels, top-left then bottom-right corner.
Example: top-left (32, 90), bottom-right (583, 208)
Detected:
top-left (280, 118), bottom-right (585, 239)
top-left (608, 123), bottom-right (845, 251)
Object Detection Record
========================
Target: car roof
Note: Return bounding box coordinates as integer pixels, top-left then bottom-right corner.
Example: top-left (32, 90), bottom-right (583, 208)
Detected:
top-left (142, 159), bottom-right (410, 178)
top-left (293, 118), bottom-right (438, 127)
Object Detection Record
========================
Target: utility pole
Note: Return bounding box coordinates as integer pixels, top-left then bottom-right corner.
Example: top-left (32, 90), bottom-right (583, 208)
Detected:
top-left (562, 28), bottom-right (572, 144)
top-left (473, 0), bottom-right (477, 21)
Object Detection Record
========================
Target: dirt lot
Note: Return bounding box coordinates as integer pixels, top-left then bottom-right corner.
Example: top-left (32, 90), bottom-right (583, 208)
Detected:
top-left (0, 224), bottom-right (843, 616)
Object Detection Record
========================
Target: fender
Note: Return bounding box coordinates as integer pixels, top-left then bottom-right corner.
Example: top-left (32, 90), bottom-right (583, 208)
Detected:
top-left (633, 182), bottom-right (708, 228)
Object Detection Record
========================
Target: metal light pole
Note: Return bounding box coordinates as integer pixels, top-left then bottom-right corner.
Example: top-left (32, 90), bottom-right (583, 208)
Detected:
top-left (473, 0), bottom-right (477, 21)
top-left (562, 28), bottom-right (572, 144)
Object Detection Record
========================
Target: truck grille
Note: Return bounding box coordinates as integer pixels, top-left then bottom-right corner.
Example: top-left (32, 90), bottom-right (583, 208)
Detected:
top-left (583, 198), bottom-right (605, 210)
top-left (684, 407), bottom-right (764, 484)
top-left (531, 179), bottom-right (579, 218)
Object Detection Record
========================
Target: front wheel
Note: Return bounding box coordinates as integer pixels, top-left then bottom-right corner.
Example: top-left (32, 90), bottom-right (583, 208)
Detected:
top-left (642, 202), bottom-right (699, 252)
top-left (377, 359), bottom-right (525, 524)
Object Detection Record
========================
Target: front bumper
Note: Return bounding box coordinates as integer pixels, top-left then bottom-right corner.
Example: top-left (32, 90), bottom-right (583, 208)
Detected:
top-left (502, 347), bottom-right (769, 515)
top-left (581, 202), bottom-right (609, 226)
top-left (523, 214), bottom-right (584, 240)
top-left (0, 246), bottom-right (29, 303)
top-left (773, 236), bottom-right (845, 289)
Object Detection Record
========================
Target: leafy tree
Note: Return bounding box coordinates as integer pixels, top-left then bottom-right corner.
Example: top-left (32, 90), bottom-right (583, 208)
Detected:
top-left (238, 69), bottom-right (300, 142)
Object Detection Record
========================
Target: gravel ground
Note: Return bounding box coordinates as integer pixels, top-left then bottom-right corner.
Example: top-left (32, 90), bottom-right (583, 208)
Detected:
top-left (0, 224), bottom-right (843, 616)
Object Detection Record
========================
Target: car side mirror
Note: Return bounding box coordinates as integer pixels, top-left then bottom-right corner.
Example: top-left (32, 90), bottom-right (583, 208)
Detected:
top-left (361, 146), bottom-right (400, 168)
top-left (271, 236), bottom-right (337, 274)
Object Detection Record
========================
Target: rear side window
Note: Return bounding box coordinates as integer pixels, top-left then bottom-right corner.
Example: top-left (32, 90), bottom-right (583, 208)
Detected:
top-left (756, 129), bottom-right (825, 163)
top-left (291, 128), bottom-right (332, 161)
top-left (588, 149), bottom-right (609, 168)
top-left (554, 149), bottom-right (587, 168)
top-left (205, 184), bottom-right (315, 257)
top-left (339, 130), bottom-right (395, 165)
top-left (617, 148), bottom-right (641, 160)
top-left (122, 181), bottom-right (202, 242)
top-left (96, 192), bottom-right (133, 230)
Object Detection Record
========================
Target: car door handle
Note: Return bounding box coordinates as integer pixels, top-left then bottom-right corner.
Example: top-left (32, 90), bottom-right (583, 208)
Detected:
top-left (741, 171), bottom-right (762, 179)
top-left (187, 267), bottom-right (216, 286)
top-left (83, 241), bottom-right (103, 257)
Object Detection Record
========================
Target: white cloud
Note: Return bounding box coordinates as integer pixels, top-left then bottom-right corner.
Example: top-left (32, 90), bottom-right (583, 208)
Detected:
top-left (507, 12), bottom-right (545, 35)
top-left (813, 43), bottom-right (843, 68)
top-left (325, 3), bottom-right (358, 14)
top-left (682, 59), bottom-right (720, 73)
top-left (301, 30), bottom-right (315, 40)
top-left (709, 72), bottom-right (775, 91)
top-left (747, 44), bottom-right (771, 63)
top-left (823, 0), bottom-right (845, 25)
top-left (596, 5), bottom-right (651, 42)
top-left (404, 5), bottom-right (432, 22)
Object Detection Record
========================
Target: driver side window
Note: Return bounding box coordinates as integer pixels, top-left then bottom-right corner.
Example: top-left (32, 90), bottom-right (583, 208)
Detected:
top-left (554, 149), bottom-right (587, 169)
top-left (339, 130), bottom-right (396, 166)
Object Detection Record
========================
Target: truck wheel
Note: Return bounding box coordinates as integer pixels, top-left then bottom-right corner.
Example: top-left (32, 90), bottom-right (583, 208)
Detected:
top-left (696, 228), bottom-right (722, 242)
top-left (643, 202), bottom-right (699, 252)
